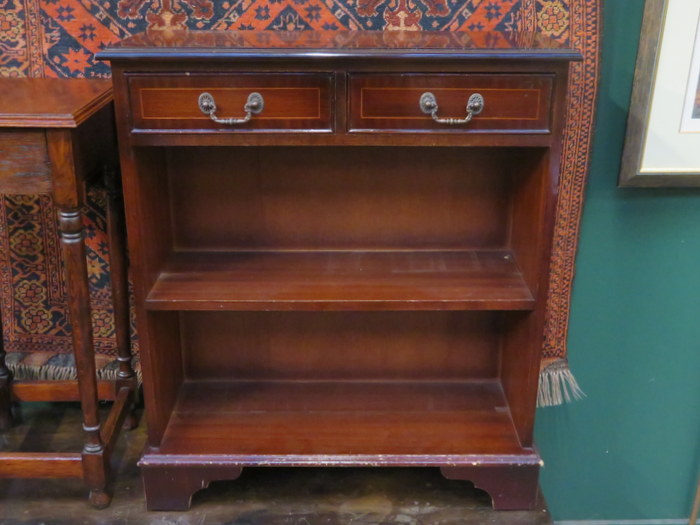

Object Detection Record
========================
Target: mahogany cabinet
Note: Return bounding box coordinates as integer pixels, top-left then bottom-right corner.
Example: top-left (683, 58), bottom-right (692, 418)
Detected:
top-left (100, 30), bottom-right (579, 511)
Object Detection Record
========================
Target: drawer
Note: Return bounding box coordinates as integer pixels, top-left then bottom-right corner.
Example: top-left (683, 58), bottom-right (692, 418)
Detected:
top-left (128, 73), bottom-right (333, 133)
top-left (349, 74), bottom-right (553, 133)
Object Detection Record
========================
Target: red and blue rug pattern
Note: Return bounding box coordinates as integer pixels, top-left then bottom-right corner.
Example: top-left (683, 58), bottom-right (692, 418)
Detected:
top-left (1, 0), bottom-right (574, 78)
top-left (0, 186), bottom-right (130, 379)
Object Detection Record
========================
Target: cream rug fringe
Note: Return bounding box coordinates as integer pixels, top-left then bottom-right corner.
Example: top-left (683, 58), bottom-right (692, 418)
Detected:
top-left (8, 362), bottom-right (142, 383)
top-left (538, 359), bottom-right (585, 407)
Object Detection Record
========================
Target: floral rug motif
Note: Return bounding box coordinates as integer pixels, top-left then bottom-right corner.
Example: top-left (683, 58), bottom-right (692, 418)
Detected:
top-left (0, 185), bottom-right (138, 380)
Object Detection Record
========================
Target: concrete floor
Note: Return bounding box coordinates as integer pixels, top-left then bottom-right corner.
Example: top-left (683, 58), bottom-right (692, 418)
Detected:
top-left (0, 402), bottom-right (553, 524)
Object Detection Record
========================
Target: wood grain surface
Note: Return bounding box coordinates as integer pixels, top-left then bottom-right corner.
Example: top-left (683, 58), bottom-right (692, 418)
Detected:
top-left (0, 78), bottom-right (112, 128)
top-left (146, 250), bottom-right (534, 311)
top-left (158, 380), bottom-right (525, 457)
top-left (349, 73), bottom-right (553, 133)
top-left (129, 73), bottom-right (333, 132)
top-left (98, 30), bottom-right (579, 60)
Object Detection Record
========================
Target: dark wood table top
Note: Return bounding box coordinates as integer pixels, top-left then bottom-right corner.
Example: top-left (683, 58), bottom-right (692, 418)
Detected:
top-left (0, 78), bottom-right (112, 128)
top-left (98, 29), bottom-right (580, 61)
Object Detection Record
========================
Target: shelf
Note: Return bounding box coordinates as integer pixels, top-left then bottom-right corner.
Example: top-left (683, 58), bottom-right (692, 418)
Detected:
top-left (145, 250), bottom-right (534, 311)
top-left (156, 380), bottom-right (528, 461)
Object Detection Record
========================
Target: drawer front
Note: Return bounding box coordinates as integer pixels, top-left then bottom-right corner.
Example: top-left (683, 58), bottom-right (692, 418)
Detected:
top-left (349, 74), bottom-right (553, 133)
top-left (128, 73), bottom-right (333, 133)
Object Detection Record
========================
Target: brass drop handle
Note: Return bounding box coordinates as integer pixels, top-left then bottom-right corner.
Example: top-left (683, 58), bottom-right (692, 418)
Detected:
top-left (419, 92), bottom-right (484, 125)
top-left (198, 92), bottom-right (264, 125)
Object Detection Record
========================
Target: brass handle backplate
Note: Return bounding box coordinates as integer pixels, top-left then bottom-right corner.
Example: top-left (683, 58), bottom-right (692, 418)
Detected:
top-left (419, 92), bottom-right (484, 125)
top-left (198, 92), bottom-right (264, 125)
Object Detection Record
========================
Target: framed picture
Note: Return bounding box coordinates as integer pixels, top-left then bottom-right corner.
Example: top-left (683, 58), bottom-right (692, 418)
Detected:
top-left (620, 0), bottom-right (700, 187)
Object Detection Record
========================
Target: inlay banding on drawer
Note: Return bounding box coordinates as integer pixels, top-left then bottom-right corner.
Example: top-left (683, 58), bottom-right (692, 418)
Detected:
top-left (128, 73), bottom-right (333, 133)
top-left (349, 74), bottom-right (553, 133)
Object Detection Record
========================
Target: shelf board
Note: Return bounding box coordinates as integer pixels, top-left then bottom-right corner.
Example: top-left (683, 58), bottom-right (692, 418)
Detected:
top-left (155, 380), bottom-right (528, 462)
top-left (145, 250), bottom-right (534, 311)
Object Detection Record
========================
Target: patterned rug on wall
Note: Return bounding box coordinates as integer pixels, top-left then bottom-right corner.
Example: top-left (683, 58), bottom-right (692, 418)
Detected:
top-left (0, 0), bottom-right (599, 405)
top-left (0, 185), bottom-right (137, 381)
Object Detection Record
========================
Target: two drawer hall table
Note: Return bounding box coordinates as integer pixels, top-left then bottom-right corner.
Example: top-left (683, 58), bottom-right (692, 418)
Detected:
top-left (100, 30), bottom-right (580, 511)
top-left (0, 78), bottom-right (137, 508)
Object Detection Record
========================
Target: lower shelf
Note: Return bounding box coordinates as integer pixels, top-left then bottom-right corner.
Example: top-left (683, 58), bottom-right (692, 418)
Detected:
top-left (152, 380), bottom-right (532, 463)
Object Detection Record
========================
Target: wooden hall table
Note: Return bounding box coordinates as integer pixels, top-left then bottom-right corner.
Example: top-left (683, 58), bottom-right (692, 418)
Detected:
top-left (0, 78), bottom-right (137, 508)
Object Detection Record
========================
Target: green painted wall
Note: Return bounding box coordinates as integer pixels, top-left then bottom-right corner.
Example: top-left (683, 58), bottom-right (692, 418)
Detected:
top-left (535, 0), bottom-right (700, 520)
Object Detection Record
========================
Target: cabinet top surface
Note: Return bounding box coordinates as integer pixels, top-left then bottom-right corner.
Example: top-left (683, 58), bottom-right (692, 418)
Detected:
top-left (98, 30), bottom-right (580, 61)
top-left (0, 78), bottom-right (112, 128)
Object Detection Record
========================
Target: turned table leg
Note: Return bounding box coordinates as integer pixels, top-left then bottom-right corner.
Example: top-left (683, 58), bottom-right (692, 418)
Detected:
top-left (104, 167), bottom-right (137, 429)
top-left (58, 207), bottom-right (111, 508)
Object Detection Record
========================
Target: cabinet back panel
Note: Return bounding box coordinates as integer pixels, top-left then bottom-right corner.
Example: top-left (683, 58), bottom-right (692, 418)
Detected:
top-left (181, 311), bottom-right (500, 380)
top-left (168, 147), bottom-right (511, 250)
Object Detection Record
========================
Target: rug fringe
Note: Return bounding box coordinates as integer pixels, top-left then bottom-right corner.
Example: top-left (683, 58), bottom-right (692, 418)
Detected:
top-left (8, 362), bottom-right (142, 384)
top-left (537, 359), bottom-right (585, 407)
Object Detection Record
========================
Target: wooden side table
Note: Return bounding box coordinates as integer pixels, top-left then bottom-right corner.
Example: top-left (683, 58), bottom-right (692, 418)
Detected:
top-left (0, 78), bottom-right (137, 508)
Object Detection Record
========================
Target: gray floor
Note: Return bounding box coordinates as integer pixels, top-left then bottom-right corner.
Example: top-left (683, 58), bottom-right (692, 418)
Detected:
top-left (0, 402), bottom-right (553, 524)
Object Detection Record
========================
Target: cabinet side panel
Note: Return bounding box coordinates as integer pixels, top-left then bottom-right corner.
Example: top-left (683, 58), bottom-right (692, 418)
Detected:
top-left (121, 147), bottom-right (184, 445)
top-left (111, 67), bottom-right (183, 445)
top-left (502, 151), bottom-right (551, 446)
top-left (131, 152), bottom-right (183, 445)
top-left (508, 150), bottom-right (549, 293)
top-left (503, 65), bottom-right (568, 444)
top-left (140, 311), bottom-right (184, 445)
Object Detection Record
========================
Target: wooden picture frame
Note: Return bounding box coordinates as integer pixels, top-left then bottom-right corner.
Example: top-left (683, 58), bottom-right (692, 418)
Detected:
top-left (620, 0), bottom-right (700, 187)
